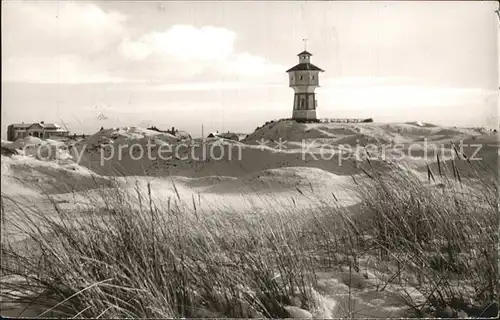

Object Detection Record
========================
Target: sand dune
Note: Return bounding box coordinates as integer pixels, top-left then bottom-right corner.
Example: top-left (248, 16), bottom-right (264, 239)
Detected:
top-left (3, 122), bottom-right (493, 189)
top-left (1, 154), bottom-right (112, 197)
top-left (1, 121), bottom-right (497, 319)
top-left (203, 167), bottom-right (354, 195)
top-left (73, 127), bottom-right (181, 153)
top-left (3, 122), bottom-right (495, 186)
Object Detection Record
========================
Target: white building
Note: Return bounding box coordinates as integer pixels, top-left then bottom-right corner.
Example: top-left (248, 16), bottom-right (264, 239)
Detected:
top-left (7, 121), bottom-right (69, 141)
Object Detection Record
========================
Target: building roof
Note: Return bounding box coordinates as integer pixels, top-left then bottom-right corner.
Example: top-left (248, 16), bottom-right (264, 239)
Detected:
top-left (297, 50), bottom-right (313, 56)
top-left (10, 122), bottom-right (67, 131)
top-left (207, 132), bottom-right (239, 140)
top-left (286, 63), bottom-right (324, 72)
top-left (219, 132), bottom-right (239, 138)
top-left (10, 123), bottom-right (31, 129)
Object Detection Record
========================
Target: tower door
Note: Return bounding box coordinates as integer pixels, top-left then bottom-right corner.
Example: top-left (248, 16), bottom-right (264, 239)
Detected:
top-left (300, 97), bottom-right (305, 110)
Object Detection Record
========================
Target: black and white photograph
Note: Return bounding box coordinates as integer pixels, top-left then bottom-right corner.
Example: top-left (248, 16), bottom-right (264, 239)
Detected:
top-left (1, 0), bottom-right (499, 318)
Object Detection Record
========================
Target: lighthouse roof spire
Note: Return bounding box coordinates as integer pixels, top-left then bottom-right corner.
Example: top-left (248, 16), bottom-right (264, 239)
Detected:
top-left (298, 38), bottom-right (312, 56)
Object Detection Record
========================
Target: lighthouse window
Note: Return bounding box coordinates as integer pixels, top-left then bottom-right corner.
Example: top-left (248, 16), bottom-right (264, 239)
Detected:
top-left (311, 76), bottom-right (315, 80)
top-left (299, 76), bottom-right (303, 80)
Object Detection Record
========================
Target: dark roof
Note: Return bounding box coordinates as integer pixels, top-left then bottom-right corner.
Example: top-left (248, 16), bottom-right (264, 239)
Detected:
top-left (10, 123), bottom-right (31, 129)
top-left (208, 132), bottom-right (239, 140)
top-left (286, 63), bottom-right (324, 72)
top-left (10, 122), bottom-right (66, 130)
top-left (297, 50), bottom-right (313, 56)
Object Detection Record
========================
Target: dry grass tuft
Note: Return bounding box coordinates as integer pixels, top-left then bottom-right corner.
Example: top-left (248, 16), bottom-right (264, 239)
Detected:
top-left (1, 155), bottom-right (497, 318)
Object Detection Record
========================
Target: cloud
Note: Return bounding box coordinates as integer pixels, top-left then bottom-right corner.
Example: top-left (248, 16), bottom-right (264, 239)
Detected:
top-left (223, 52), bottom-right (285, 79)
top-left (118, 24), bottom-right (285, 81)
top-left (119, 25), bottom-right (236, 62)
top-left (2, 1), bottom-right (126, 56)
top-left (116, 24), bottom-right (285, 84)
top-left (2, 2), bottom-right (284, 86)
top-left (2, 1), bottom-right (127, 83)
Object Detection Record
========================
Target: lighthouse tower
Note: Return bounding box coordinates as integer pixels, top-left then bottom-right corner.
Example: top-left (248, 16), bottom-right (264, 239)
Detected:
top-left (286, 44), bottom-right (324, 122)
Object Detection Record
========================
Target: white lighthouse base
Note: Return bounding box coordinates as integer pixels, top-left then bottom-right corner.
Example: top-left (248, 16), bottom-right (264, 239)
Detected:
top-left (292, 110), bottom-right (317, 122)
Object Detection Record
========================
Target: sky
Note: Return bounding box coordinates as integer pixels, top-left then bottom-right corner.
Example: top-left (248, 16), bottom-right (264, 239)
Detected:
top-left (1, 0), bottom-right (499, 138)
